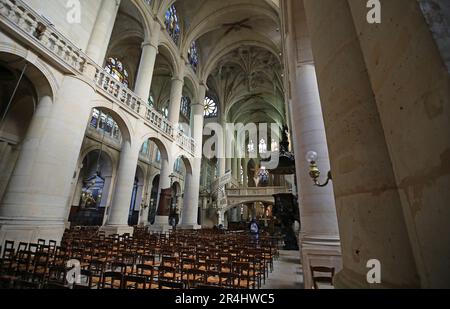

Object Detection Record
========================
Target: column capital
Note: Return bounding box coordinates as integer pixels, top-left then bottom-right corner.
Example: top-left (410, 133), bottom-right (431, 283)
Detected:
top-left (142, 40), bottom-right (159, 50)
top-left (171, 76), bottom-right (184, 83)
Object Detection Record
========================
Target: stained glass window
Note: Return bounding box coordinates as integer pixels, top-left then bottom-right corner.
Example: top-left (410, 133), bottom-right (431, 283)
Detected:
top-left (156, 150), bottom-right (161, 162)
top-left (161, 106), bottom-right (169, 119)
top-left (181, 96), bottom-right (191, 119)
top-left (174, 158), bottom-right (183, 173)
top-left (259, 139), bottom-right (267, 154)
top-left (188, 41), bottom-right (199, 72)
top-left (165, 5), bottom-right (180, 45)
top-left (105, 57), bottom-right (129, 88)
top-left (141, 140), bottom-right (150, 156)
top-left (89, 108), bottom-right (121, 141)
top-left (148, 93), bottom-right (155, 108)
top-left (204, 97), bottom-right (218, 118)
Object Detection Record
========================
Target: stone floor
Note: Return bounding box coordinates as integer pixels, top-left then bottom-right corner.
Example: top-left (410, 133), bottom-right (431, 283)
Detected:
top-left (262, 250), bottom-right (304, 289)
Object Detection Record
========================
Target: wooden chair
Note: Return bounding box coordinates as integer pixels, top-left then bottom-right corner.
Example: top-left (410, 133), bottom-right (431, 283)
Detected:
top-left (310, 266), bottom-right (335, 289)
top-left (182, 268), bottom-right (205, 289)
top-left (135, 264), bottom-right (158, 289)
top-left (123, 275), bottom-right (148, 289)
top-left (31, 251), bottom-right (50, 283)
top-left (101, 271), bottom-right (123, 289)
top-left (158, 279), bottom-right (183, 290)
top-left (1, 241), bottom-right (15, 273)
top-left (44, 281), bottom-right (71, 289)
top-left (48, 265), bottom-right (67, 285)
top-left (89, 259), bottom-right (105, 288)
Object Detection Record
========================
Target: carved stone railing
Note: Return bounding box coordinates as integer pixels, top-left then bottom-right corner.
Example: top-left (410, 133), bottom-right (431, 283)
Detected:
top-left (94, 65), bottom-right (196, 154)
top-left (94, 67), bottom-right (143, 115)
top-left (226, 186), bottom-right (291, 197)
top-left (0, 0), bottom-right (87, 73)
top-left (223, 186), bottom-right (291, 210)
top-left (0, 0), bottom-right (196, 155)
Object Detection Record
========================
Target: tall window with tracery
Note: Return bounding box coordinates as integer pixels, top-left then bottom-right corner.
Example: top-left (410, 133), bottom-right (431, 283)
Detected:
top-left (181, 96), bottom-right (191, 119)
top-left (204, 97), bottom-right (218, 118)
top-left (90, 108), bottom-right (122, 141)
top-left (188, 41), bottom-right (199, 72)
top-left (148, 93), bottom-right (155, 108)
top-left (105, 57), bottom-right (129, 88)
top-left (165, 5), bottom-right (181, 45)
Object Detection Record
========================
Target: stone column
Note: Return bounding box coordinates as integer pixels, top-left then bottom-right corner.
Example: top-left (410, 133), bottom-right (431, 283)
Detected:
top-left (348, 0), bottom-right (450, 289)
top-left (0, 76), bottom-right (95, 244)
top-left (282, 0), bottom-right (342, 289)
top-left (103, 139), bottom-right (140, 235)
top-left (242, 159), bottom-right (248, 188)
top-left (180, 84), bottom-right (206, 229)
top-left (231, 158), bottom-right (237, 182)
top-left (168, 77), bottom-right (184, 125)
top-left (86, 0), bottom-right (121, 65)
top-left (302, 0), bottom-right (419, 288)
top-left (180, 166), bottom-right (200, 228)
top-left (134, 30), bottom-right (160, 100)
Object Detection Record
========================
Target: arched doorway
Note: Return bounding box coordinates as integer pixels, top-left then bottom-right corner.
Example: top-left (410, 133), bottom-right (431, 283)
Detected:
top-left (69, 150), bottom-right (113, 226)
top-left (0, 54), bottom-right (51, 202)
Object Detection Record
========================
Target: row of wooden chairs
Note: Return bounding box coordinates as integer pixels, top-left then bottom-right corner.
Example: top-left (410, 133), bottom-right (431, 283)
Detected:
top-left (1, 228), bottom-right (280, 289)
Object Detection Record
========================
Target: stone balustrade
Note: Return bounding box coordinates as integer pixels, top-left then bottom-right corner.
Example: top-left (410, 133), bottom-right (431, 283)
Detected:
top-left (0, 0), bottom-right (196, 155)
top-left (226, 186), bottom-right (291, 197)
top-left (0, 0), bottom-right (87, 73)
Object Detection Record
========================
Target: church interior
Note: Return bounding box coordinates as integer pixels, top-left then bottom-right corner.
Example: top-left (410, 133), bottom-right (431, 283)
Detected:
top-left (0, 0), bottom-right (449, 290)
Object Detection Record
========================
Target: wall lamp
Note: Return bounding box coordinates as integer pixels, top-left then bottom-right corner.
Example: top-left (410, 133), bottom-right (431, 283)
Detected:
top-left (306, 151), bottom-right (333, 187)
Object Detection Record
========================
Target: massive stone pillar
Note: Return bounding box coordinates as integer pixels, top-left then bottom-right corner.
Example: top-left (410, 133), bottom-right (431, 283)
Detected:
top-left (302, 0), bottom-right (420, 288)
top-left (347, 0), bottom-right (450, 288)
top-left (180, 84), bottom-right (206, 229)
top-left (102, 138), bottom-right (141, 235)
top-left (86, 0), bottom-right (121, 65)
top-left (134, 27), bottom-right (160, 100)
top-left (168, 77), bottom-right (184, 125)
top-left (282, 0), bottom-right (342, 289)
top-left (0, 76), bottom-right (95, 244)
